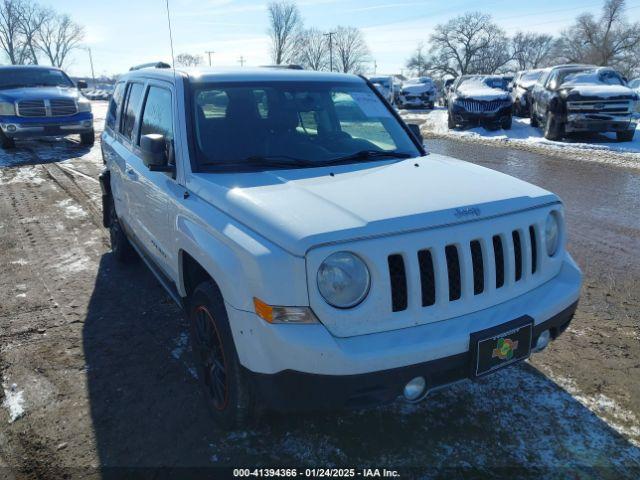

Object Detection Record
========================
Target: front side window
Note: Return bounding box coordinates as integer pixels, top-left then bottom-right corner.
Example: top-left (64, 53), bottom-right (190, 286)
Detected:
top-left (191, 81), bottom-right (420, 171)
top-left (120, 83), bottom-right (144, 141)
top-left (0, 68), bottom-right (74, 90)
top-left (106, 82), bottom-right (125, 130)
top-left (139, 86), bottom-right (173, 143)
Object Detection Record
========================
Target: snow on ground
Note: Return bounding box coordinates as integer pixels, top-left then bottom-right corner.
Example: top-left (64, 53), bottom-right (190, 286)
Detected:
top-left (2, 384), bottom-right (25, 423)
top-left (400, 107), bottom-right (640, 168)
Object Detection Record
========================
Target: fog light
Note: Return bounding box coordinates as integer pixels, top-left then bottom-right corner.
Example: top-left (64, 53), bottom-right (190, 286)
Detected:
top-left (82, 120), bottom-right (92, 128)
top-left (533, 330), bottom-right (551, 353)
top-left (403, 376), bottom-right (426, 402)
top-left (7, 124), bottom-right (16, 132)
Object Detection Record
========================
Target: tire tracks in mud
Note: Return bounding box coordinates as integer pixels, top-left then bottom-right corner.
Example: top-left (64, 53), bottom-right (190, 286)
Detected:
top-left (0, 160), bottom-right (106, 479)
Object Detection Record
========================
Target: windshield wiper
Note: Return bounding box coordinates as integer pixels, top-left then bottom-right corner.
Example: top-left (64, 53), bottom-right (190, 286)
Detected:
top-left (322, 150), bottom-right (413, 165)
top-left (202, 155), bottom-right (317, 170)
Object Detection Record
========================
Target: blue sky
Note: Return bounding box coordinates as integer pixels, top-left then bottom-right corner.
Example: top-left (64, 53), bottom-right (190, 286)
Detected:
top-left (46, 0), bottom-right (640, 77)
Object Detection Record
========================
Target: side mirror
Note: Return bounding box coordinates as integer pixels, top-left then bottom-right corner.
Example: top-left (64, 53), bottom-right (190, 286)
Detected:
top-left (140, 134), bottom-right (174, 172)
top-left (77, 80), bottom-right (88, 89)
top-left (408, 123), bottom-right (423, 144)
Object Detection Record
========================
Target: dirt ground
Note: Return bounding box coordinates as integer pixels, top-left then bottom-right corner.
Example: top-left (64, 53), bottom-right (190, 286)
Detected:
top-left (1, 103), bottom-right (639, 479)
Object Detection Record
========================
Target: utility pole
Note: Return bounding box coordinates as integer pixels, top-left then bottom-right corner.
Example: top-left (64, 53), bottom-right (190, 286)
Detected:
top-left (324, 32), bottom-right (336, 72)
top-left (238, 56), bottom-right (246, 67)
top-left (373, 60), bottom-right (377, 75)
top-left (205, 50), bottom-right (215, 67)
top-left (84, 47), bottom-right (96, 87)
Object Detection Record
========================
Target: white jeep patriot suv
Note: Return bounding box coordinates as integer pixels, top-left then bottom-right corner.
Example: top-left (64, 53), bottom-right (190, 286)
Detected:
top-left (100, 66), bottom-right (582, 428)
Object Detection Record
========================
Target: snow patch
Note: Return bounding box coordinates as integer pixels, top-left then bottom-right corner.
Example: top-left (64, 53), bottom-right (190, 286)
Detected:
top-left (2, 384), bottom-right (25, 423)
top-left (57, 199), bottom-right (88, 220)
top-left (10, 259), bottom-right (28, 266)
top-left (171, 332), bottom-right (189, 360)
top-left (0, 166), bottom-right (44, 185)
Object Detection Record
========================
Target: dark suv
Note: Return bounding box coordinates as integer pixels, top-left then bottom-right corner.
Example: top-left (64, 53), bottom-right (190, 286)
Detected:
top-left (0, 65), bottom-right (94, 149)
top-left (530, 65), bottom-right (639, 141)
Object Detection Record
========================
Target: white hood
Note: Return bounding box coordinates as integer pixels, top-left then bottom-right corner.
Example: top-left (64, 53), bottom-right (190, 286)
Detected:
top-left (456, 79), bottom-right (510, 101)
top-left (564, 84), bottom-right (635, 99)
top-left (402, 83), bottom-right (433, 94)
top-left (187, 155), bottom-right (558, 256)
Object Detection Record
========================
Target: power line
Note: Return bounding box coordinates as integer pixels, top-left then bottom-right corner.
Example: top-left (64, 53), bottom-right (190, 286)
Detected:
top-left (238, 56), bottom-right (246, 67)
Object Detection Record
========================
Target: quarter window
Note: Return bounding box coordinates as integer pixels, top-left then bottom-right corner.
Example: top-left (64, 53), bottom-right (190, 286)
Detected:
top-left (120, 82), bottom-right (144, 141)
top-left (139, 86), bottom-right (173, 143)
top-left (106, 82), bottom-right (124, 131)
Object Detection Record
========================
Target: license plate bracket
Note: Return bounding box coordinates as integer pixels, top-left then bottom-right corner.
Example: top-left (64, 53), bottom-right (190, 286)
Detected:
top-left (470, 316), bottom-right (533, 378)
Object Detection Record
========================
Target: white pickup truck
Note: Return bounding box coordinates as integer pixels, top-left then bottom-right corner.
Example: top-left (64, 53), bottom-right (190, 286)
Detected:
top-left (99, 66), bottom-right (582, 428)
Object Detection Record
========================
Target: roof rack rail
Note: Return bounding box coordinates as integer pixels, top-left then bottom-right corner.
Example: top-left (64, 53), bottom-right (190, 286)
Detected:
top-left (129, 62), bottom-right (172, 71)
top-left (259, 64), bottom-right (304, 70)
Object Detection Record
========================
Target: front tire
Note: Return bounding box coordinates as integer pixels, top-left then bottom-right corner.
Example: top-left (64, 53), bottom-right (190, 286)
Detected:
top-left (530, 103), bottom-right (539, 128)
top-left (0, 130), bottom-right (15, 149)
top-left (502, 115), bottom-right (513, 130)
top-left (447, 111), bottom-right (456, 129)
top-left (543, 112), bottom-right (564, 141)
top-left (616, 130), bottom-right (635, 142)
top-left (189, 281), bottom-right (253, 430)
top-left (80, 129), bottom-right (95, 146)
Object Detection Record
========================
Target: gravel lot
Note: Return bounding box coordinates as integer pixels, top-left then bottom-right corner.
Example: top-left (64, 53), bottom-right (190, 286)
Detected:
top-left (1, 102), bottom-right (639, 478)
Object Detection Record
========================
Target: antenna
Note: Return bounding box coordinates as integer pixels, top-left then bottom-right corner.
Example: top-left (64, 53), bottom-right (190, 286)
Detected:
top-left (164, 0), bottom-right (177, 80)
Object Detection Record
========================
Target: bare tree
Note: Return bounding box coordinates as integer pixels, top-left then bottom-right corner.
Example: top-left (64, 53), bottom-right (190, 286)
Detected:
top-left (333, 25), bottom-right (370, 74)
top-left (267, 0), bottom-right (302, 65)
top-left (18, 1), bottom-right (50, 64)
top-left (36, 12), bottom-right (84, 67)
top-left (511, 32), bottom-right (555, 70)
top-left (175, 52), bottom-right (203, 68)
top-left (556, 0), bottom-right (640, 75)
top-left (295, 28), bottom-right (328, 70)
top-left (405, 43), bottom-right (431, 76)
top-left (428, 12), bottom-right (511, 76)
top-left (0, 0), bottom-right (28, 64)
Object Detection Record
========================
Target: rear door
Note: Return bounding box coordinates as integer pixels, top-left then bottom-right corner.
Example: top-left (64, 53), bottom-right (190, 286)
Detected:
top-left (102, 82), bottom-right (125, 213)
top-left (115, 81), bottom-right (146, 236)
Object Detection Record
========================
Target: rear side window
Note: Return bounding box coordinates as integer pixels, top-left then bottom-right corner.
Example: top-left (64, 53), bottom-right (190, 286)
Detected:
top-left (120, 82), bottom-right (144, 141)
top-left (106, 82), bottom-right (124, 131)
top-left (139, 86), bottom-right (173, 143)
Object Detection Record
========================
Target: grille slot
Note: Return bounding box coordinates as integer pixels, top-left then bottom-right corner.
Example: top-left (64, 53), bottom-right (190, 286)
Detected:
top-left (388, 254), bottom-right (408, 312)
top-left (513, 230), bottom-right (523, 282)
top-left (529, 226), bottom-right (538, 274)
top-left (50, 98), bottom-right (77, 116)
top-left (470, 241), bottom-right (484, 295)
top-left (459, 99), bottom-right (505, 113)
top-left (418, 249), bottom-right (436, 306)
top-left (17, 100), bottom-right (46, 117)
top-left (445, 245), bottom-right (461, 301)
top-left (493, 235), bottom-right (505, 289)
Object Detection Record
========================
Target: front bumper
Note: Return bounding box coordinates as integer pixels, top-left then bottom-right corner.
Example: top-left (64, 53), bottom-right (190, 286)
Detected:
top-left (451, 104), bottom-right (512, 125)
top-left (0, 112), bottom-right (93, 138)
top-left (227, 255), bottom-right (582, 408)
top-left (399, 94), bottom-right (435, 107)
top-left (565, 113), bottom-right (638, 133)
top-left (247, 301), bottom-right (578, 411)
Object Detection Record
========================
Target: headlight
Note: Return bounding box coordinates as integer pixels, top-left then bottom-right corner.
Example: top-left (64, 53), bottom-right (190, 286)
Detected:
top-left (77, 98), bottom-right (92, 112)
top-left (317, 252), bottom-right (370, 309)
top-left (545, 212), bottom-right (561, 257)
top-left (0, 101), bottom-right (15, 116)
top-left (634, 100), bottom-right (640, 113)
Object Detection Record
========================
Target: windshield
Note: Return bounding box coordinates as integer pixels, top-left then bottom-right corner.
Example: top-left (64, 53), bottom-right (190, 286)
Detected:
top-left (0, 68), bottom-right (74, 90)
top-left (521, 71), bottom-right (543, 83)
top-left (558, 68), bottom-right (625, 88)
top-left (458, 76), bottom-right (508, 91)
top-left (191, 81), bottom-right (421, 171)
top-left (406, 77), bottom-right (432, 85)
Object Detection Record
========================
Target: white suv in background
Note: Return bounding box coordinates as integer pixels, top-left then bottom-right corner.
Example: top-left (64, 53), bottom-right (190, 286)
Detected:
top-left (398, 77), bottom-right (437, 109)
top-left (100, 66), bottom-right (582, 428)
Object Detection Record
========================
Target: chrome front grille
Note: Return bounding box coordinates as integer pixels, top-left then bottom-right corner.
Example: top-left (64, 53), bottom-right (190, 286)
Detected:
top-left (17, 100), bottom-right (46, 117)
top-left (17, 99), bottom-right (78, 117)
top-left (387, 224), bottom-right (541, 313)
top-left (567, 100), bottom-right (632, 115)
top-left (50, 99), bottom-right (77, 116)
top-left (458, 99), bottom-right (506, 113)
